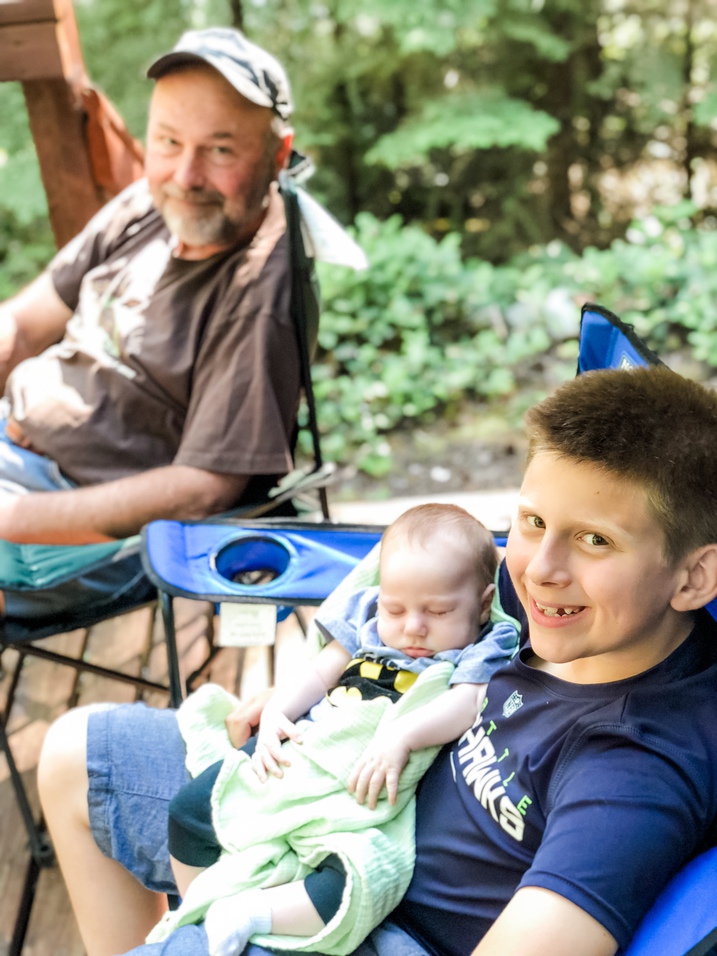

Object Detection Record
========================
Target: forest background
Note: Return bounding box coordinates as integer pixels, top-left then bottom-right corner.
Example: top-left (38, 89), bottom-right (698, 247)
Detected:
top-left (1, 0), bottom-right (717, 495)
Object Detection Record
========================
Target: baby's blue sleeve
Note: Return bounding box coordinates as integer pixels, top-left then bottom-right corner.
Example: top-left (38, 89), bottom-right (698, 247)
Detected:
top-left (449, 621), bottom-right (519, 685)
top-left (313, 585), bottom-right (380, 658)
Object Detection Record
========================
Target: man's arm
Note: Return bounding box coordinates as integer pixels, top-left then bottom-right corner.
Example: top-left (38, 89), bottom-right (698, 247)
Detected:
top-left (0, 273), bottom-right (73, 390)
top-left (0, 464), bottom-right (248, 543)
top-left (473, 887), bottom-right (618, 956)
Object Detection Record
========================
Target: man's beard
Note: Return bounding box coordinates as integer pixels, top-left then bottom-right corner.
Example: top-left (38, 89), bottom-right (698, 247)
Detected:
top-left (155, 163), bottom-right (275, 249)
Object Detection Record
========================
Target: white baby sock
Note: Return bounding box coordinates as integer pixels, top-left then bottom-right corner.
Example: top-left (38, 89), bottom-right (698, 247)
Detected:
top-left (204, 889), bottom-right (273, 956)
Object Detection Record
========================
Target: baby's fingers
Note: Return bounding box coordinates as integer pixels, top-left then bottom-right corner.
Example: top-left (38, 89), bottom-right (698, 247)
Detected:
top-left (384, 768), bottom-right (400, 806)
top-left (250, 750), bottom-right (269, 783)
top-left (275, 714), bottom-right (303, 745)
top-left (351, 760), bottom-right (386, 808)
top-left (254, 739), bottom-right (289, 778)
top-left (365, 767), bottom-right (388, 810)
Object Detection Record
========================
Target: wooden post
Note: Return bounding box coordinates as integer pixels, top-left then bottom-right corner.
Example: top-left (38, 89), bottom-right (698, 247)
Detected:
top-left (0, 0), bottom-right (143, 248)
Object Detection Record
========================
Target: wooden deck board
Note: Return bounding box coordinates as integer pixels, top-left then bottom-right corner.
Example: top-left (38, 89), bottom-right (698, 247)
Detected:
top-left (0, 600), bottom-right (314, 955)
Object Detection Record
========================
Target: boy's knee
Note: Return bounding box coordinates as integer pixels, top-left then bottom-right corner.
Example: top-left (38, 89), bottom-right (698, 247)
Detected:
top-left (38, 703), bottom-right (111, 817)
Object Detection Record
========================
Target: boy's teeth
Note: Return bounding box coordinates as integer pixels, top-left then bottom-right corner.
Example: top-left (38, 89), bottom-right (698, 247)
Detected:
top-left (536, 601), bottom-right (580, 617)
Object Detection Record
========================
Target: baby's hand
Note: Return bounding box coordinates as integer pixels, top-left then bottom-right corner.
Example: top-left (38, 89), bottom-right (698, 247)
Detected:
top-left (347, 736), bottom-right (411, 809)
top-left (251, 709), bottom-right (303, 783)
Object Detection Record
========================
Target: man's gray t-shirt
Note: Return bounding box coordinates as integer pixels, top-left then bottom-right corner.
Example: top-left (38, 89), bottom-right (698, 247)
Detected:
top-left (6, 179), bottom-right (300, 487)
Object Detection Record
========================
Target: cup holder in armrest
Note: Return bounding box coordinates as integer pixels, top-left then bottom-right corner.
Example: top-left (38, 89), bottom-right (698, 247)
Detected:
top-left (213, 535), bottom-right (291, 587)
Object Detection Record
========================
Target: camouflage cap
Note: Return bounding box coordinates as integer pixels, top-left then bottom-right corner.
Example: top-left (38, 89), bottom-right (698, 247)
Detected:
top-left (148, 27), bottom-right (293, 120)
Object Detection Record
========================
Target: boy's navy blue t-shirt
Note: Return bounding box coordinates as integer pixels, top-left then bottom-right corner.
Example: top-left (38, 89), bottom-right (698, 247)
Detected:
top-left (394, 605), bottom-right (717, 956)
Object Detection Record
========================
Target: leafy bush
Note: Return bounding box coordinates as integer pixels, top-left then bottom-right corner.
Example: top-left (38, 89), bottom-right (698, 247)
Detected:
top-left (310, 204), bottom-right (717, 475)
top-left (311, 214), bottom-right (577, 474)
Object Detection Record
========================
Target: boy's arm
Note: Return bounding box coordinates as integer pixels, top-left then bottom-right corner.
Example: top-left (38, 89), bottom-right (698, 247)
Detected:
top-left (349, 681), bottom-right (485, 809)
top-left (252, 639), bottom-right (351, 780)
top-left (473, 887), bottom-right (618, 956)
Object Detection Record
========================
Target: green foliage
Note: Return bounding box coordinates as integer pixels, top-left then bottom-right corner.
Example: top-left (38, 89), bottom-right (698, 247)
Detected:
top-left (308, 214), bottom-right (575, 473)
top-left (365, 92), bottom-right (560, 167)
top-left (74, 0), bottom-right (194, 138)
top-left (0, 84), bottom-right (49, 225)
top-left (305, 204), bottom-right (717, 475)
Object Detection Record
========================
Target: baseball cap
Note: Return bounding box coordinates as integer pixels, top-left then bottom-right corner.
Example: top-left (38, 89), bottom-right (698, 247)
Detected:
top-left (147, 27), bottom-right (293, 120)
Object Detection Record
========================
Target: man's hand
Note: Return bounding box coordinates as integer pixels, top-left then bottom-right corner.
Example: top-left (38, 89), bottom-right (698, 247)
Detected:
top-left (347, 732), bottom-right (411, 809)
top-left (224, 688), bottom-right (273, 748)
top-left (251, 706), bottom-right (304, 782)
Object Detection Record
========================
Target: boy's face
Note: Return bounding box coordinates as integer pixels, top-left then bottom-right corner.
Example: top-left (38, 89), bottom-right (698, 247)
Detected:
top-left (506, 451), bottom-right (694, 683)
top-left (376, 536), bottom-right (487, 659)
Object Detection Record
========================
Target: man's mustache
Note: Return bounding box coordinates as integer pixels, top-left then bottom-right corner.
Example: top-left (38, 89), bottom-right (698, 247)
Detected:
top-left (161, 184), bottom-right (224, 205)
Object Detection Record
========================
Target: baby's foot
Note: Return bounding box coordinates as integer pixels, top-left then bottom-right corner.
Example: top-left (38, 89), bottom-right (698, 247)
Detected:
top-left (204, 889), bottom-right (272, 956)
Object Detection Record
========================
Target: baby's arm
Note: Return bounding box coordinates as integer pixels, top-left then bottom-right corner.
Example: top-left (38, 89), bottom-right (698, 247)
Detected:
top-left (253, 638), bottom-right (351, 781)
top-left (348, 681), bottom-right (485, 809)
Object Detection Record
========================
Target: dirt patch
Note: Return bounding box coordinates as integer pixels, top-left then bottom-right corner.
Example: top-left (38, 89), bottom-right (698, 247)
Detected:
top-left (332, 409), bottom-right (527, 502)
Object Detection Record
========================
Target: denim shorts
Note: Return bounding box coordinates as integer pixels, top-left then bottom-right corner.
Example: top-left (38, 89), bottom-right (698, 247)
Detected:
top-left (87, 703), bottom-right (429, 956)
top-left (0, 419), bottom-right (155, 619)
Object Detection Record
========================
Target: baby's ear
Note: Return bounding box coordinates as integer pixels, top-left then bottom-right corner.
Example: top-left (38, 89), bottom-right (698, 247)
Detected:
top-left (670, 544), bottom-right (717, 612)
top-left (479, 583), bottom-right (496, 623)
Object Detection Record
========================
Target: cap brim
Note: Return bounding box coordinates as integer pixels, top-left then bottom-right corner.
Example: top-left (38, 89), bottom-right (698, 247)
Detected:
top-left (147, 51), bottom-right (274, 111)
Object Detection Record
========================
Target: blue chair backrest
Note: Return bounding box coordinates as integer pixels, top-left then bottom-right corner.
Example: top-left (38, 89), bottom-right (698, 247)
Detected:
top-left (622, 846), bottom-right (717, 956)
top-left (578, 303), bottom-right (663, 373)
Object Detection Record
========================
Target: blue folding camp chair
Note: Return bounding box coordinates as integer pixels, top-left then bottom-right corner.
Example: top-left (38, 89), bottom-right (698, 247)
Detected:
top-left (140, 301), bottom-right (717, 956)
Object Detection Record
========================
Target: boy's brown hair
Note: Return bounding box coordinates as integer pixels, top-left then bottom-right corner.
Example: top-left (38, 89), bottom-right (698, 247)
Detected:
top-left (525, 366), bottom-right (717, 561)
top-left (382, 503), bottom-right (498, 587)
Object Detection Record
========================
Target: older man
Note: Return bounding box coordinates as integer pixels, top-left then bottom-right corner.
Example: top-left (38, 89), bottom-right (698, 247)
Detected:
top-left (0, 28), bottom-right (300, 617)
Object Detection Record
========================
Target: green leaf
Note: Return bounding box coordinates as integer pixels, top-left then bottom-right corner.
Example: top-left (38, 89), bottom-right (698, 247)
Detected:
top-left (365, 91), bottom-right (560, 167)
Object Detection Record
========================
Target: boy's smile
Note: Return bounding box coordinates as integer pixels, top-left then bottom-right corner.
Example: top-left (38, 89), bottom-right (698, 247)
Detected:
top-left (506, 451), bottom-right (695, 683)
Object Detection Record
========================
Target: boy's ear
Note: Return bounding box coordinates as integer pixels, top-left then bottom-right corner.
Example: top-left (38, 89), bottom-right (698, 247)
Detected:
top-left (479, 583), bottom-right (496, 624)
top-left (670, 544), bottom-right (717, 612)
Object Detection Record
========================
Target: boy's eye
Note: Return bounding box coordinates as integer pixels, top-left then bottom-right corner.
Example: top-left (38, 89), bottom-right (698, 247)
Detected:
top-left (582, 532), bottom-right (609, 547)
top-left (525, 514), bottom-right (545, 529)
top-left (429, 609), bottom-right (450, 617)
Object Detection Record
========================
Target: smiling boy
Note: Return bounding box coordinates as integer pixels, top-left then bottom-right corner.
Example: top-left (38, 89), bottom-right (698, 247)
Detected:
top-left (392, 365), bottom-right (717, 956)
top-left (38, 366), bottom-right (717, 956)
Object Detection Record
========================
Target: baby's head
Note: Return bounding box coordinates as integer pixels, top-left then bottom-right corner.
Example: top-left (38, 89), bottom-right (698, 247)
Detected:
top-left (377, 503), bottom-right (498, 659)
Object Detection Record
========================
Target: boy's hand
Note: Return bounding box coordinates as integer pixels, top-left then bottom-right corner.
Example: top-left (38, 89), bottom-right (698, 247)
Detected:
top-left (225, 689), bottom-right (273, 748)
top-left (251, 709), bottom-right (303, 783)
top-left (347, 735), bottom-right (411, 809)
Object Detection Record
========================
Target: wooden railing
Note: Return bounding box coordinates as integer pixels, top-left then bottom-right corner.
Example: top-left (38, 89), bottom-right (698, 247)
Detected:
top-left (0, 0), bottom-right (143, 247)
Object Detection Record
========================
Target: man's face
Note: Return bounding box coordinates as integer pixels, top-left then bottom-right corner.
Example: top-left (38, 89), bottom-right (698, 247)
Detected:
top-left (506, 451), bottom-right (694, 684)
top-left (145, 65), bottom-right (292, 258)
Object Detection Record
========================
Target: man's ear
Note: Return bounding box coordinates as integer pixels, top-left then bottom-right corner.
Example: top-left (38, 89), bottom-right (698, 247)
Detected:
top-left (479, 583), bottom-right (496, 624)
top-left (671, 544), bottom-right (717, 612)
top-left (274, 130), bottom-right (294, 175)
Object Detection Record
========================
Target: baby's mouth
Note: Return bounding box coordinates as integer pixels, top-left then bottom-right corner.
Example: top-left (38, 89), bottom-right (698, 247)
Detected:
top-left (534, 600), bottom-right (585, 618)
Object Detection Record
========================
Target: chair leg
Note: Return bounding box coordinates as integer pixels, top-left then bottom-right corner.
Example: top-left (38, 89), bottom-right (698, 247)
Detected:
top-left (160, 591), bottom-right (184, 708)
top-left (0, 709), bottom-right (54, 956)
top-left (67, 628), bottom-right (92, 709)
top-left (137, 601), bottom-right (160, 702)
top-left (9, 823), bottom-right (53, 956)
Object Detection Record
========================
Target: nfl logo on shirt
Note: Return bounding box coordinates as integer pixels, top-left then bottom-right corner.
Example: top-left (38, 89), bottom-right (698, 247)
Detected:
top-left (502, 691), bottom-right (524, 718)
